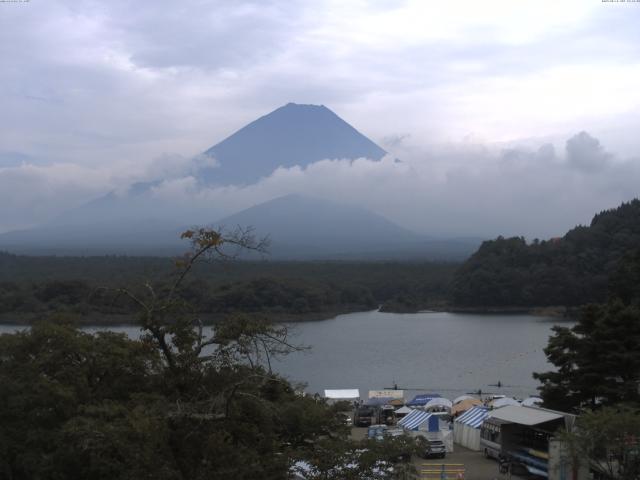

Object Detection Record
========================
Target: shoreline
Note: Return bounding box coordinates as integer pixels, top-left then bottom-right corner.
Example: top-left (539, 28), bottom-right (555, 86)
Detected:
top-left (0, 304), bottom-right (578, 327)
top-left (439, 305), bottom-right (577, 318)
top-left (383, 303), bottom-right (578, 318)
top-left (0, 306), bottom-right (370, 327)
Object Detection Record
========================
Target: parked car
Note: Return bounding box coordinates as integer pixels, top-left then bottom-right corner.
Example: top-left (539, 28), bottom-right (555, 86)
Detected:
top-left (419, 439), bottom-right (446, 459)
top-left (367, 424), bottom-right (387, 440)
top-left (383, 427), bottom-right (405, 439)
top-left (338, 411), bottom-right (353, 426)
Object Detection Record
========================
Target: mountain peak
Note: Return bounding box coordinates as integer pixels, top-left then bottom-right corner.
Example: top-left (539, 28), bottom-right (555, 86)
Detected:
top-left (198, 103), bottom-right (386, 185)
top-left (283, 102), bottom-right (326, 108)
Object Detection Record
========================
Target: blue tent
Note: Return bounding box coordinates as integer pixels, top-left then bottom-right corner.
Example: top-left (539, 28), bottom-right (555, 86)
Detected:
top-left (455, 406), bottom-right (490, 428)
top-left (453, 406), bottom-right (490, 450)
top-left (365, 397), bottom-right (395, 406)
top-left (406, 394), bottom-right (441, 406)
top-left (398, 410), bottom-right (439, 431)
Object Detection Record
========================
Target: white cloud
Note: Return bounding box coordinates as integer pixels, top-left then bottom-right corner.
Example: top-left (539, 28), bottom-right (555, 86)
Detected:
top-left (1, 130), bottom-right (638, 238)
top-left (1, 1), bottom-right (639, 236)
top-left (94, 132), bottom-right (639, 239)
top-left (2, 0), bottom-right (640, 170)
top-left (566, 131), bottom-right (610, 172)
top-left (0, 163), bottom-right (115, 232)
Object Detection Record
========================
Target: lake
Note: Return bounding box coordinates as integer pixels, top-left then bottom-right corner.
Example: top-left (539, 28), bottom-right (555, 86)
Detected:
top-left (0, 310), bottom-right (568, 401)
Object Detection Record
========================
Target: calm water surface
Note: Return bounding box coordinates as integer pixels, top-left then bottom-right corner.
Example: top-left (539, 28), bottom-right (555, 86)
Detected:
top-left (0, 310), bottom-right (569, 400)
top-left (275, 310), bottom-right (568, 400)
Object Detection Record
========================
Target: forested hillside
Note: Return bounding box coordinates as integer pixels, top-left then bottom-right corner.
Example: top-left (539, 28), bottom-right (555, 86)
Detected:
top-left (0, 229), bottom-right (418, 479)
top-left (452, 199), bottom-right (640, 307)
top-left (0, 254), bottom-right (456, 322)
top-left (534, 248), bottom-right (640, 411)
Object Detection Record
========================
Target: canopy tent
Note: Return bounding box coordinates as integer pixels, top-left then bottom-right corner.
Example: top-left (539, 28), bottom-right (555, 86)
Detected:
top-left (453, 406), bottom-right (490, 451)
top-left (424, 397), bottom-right (453, 411)
top-left (406, 393), bottom-right (441, 407)
top-left (441, 429), bottom-right (454, 453)
top-left (521, 397), bottom-right (543, 407)
top-left (488, 405), bottom-right (563, 426)
top-left (451, 398), bottom-right (482, 415)
top-left (395, 406), bottom-right (413, 416)
top-left (456, 406), bottom-right (490, 429)
top-left (452, 395), bottom-right (475, 404)
top-left (398, 410), bottom-right (438, 432)
top-left (324, 389), bottom-right (360, 400)
top-left (490, 397), bottom-right (520, 408)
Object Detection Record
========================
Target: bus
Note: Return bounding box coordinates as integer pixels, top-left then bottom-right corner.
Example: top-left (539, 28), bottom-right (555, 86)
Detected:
top-left (480, 417), bottom-right (503, 460)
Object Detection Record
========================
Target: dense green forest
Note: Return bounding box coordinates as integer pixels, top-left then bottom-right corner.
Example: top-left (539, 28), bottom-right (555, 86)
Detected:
top-left (0, 229), bottom-right (418, 479)
top-left (0, 252), bottom-right (456, 323)
top-left (3, 198), bottom-right (640, 321)
top-left (532, 249), bottom-right (640, 479)
top-left (452, 199), bottom-right (640, 307)
top-left (534, 247), bottom-right (640, 411)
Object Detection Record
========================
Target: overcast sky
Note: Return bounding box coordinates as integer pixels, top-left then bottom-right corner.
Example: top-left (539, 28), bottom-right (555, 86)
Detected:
top-left (1, 0), bottom-right (639, 236)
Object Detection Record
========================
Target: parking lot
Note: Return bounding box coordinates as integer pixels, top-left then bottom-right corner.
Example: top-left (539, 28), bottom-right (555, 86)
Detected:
top-left (413, 445), bottom-right (524, 480)
top-left (351, 427), bottom-right (527, 480)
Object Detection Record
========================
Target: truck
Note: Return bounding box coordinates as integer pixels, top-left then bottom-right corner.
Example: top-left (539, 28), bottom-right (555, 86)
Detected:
top-left (354, 405), bottom-right (375, 427)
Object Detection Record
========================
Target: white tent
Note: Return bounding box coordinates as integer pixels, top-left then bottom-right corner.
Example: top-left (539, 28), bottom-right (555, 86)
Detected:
top-left (440, 429), bottom-right (455, 453)
top-left (324, 389), bottom-right (360, 400)
top-left (521, 397), bottom-right (543, 407)
top-left (453, 406), bottom-right (490, 451)
top-left (452, 395), bottom-right (475, 404)
top-left (395, 406), bottom-right (413, 415)
top-left (490, 397), bottom-right (520, 408)
top-left (424, 397), bottom-right (453, 411)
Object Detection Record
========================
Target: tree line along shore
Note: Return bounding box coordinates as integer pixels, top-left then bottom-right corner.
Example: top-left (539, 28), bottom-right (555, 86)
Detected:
top-left (1, 198), bottom-right (639, 324)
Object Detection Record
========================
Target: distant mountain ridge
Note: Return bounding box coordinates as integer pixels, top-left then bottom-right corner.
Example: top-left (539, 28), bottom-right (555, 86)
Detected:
top-left (0, 193), bottom-right (481, 260)
top-left (215, 194), bottom-right (420, 258)
top-left (213, 194), bottom-right (481, 260)
top-left (0, 218), bottom-right (185, 256)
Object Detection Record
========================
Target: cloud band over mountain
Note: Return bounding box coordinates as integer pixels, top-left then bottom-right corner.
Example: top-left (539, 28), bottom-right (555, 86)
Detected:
top-left (1, 127), bottom-right (637, 240)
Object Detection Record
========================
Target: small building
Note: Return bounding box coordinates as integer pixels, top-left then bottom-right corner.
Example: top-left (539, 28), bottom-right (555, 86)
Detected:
top-left (369, 389), bottom-right (404, 400)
